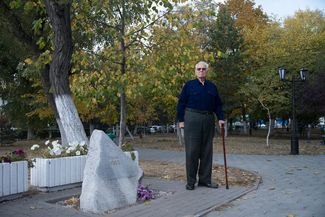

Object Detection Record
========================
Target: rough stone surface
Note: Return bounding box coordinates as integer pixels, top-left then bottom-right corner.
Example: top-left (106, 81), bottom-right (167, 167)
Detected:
top-left (80, 130), bottom-right (142, 213)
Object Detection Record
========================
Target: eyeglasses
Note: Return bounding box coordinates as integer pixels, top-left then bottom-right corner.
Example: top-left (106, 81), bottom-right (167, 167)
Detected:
top-left (196, 68), bottom-right (207, 71)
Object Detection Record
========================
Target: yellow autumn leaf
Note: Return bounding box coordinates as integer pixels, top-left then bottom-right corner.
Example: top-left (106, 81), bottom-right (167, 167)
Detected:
top-left (24, 58), bottom-right (33, 65)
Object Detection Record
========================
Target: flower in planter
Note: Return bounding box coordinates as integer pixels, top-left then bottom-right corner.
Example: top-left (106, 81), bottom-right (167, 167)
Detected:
top-left (31, 144), bottom-right (40, 150)
top-left (31, 140), bottom-right (88, 158)
top-left (0, 149), bottom-right (34, 168)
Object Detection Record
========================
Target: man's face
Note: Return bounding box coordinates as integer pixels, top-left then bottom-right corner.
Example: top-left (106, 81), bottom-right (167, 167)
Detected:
top-left (195, 64), bottom-right (208, 79)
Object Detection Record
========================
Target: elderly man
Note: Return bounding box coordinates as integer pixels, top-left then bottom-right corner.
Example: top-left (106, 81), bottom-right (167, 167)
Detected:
top-left (177, 61), bottom-right (225, 190)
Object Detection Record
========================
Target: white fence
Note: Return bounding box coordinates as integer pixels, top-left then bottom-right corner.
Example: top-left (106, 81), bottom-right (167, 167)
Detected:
top-left (30, 151), bottom-right (138, 188)
top-left (0, 161), bottom-right (28, 197)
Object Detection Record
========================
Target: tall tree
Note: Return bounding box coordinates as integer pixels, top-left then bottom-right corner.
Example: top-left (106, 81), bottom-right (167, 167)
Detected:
top-left (43, 0), bottom-right (88, 144)
top-left (241, 9), bottom-right (325, 133)
top-left (143, 5), bottom-right (207, 124)
top-left (71, 0), bottom-right (176, 146)
top-left (206, 5), bottom-right (245, 129)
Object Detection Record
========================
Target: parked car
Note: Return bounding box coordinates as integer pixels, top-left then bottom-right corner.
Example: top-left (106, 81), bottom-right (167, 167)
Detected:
top-left (260, 123), bottom-right (267, 128)
top-left (149, 127), bottom-right (157, 133)
top-left (149, 125), bottom-right (163, 133)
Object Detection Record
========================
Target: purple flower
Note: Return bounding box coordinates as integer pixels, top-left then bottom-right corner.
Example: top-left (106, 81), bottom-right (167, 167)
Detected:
top-left (137, 184), bottom-right (155, 201)
top-left (12, 149), bottom-right (25, 156)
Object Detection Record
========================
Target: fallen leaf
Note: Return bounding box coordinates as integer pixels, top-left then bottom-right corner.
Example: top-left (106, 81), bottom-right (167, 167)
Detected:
top-left (269, 187), bottom-right (276, 191)
top-left (162, 174), bottom-right (171, 180)
top-left (144, 201), bottom-right (151, 205)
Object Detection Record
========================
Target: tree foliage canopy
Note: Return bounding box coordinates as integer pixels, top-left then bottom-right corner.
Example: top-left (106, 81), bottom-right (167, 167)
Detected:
top-left (1, 0), bottom-right (324, 138)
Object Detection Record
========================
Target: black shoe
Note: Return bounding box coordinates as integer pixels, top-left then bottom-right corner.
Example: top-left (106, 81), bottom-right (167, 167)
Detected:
top-left (186, 184), bottom-right (195, 190)
top-left (198, 183), bottom-right (219, 189)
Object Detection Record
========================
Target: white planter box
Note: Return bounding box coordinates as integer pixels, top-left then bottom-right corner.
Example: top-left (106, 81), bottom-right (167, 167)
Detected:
top-left (0, 161), bottom-right (28, 198)
top-left (30, 151), bottom-right (139, 189)
top-left (31, 155), bottom-right (86, 188)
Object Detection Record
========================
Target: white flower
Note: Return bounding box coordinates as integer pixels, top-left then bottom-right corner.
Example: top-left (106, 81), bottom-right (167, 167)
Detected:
top-left (53, 143), bottom-right (62, 150)
top-left (66, 149), bottom-right (71, 154)
top-left (52, 147), bottom-right (62, 156)
top-left (69, 141), bottom-right (79, 147)
top-left (52, 140), bottom-right (59, 146)
top-left (75, 151), bottom-right (81, 156)
top-left (45, 140), bottom-right (50, 145)
top-left (31, 144), bottom-right (40, 150)
top-left (68, 146), bottom-right (76, 152)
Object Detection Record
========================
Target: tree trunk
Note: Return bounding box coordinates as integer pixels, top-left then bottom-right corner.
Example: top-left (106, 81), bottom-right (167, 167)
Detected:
top-left (270, 118), bottom-right (275, 136)
top-left (44, 0), bottom-right (88, 145)
top-left (258, 98), bottom-right (271, 147)
top-left (126, 125), bottom-right (134, 140)
top-left (133, 125), bottom-right (138, 135)
top-left (89, 122), bottom-right (95, 136)
top-left (242, 104), bottom-right (248, 134)
top-left (39, 66), bottom-right (68, 145)
top-left (118, 0), bottom-right (127, 147)
top-left (48, 126), bottom-right (52, 139)
top-left (27, 124), bottom-right (34, 140)
top-left (56, 118), bottom-right (67, 145)
top-left (249, 121), bottom-right (253, 136)
top-left (119, 92), bottom-right (126, 146)
top-left (307, 124), bottom-right (311, 142)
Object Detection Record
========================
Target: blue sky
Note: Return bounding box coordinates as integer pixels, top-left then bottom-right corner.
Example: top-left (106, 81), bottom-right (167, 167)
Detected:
top-left (253, 0), bottom-right (325, 18)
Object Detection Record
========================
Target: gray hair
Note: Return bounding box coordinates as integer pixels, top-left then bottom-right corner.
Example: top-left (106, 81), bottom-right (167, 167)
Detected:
top-left (195, 61), bottom-right (209, 70)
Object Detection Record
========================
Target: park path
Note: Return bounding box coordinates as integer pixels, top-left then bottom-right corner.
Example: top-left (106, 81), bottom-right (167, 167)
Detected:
top-left (138, 149), bottom-right (325, 217)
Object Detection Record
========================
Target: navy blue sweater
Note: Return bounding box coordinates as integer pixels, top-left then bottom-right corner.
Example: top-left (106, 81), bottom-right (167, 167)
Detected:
top-left (176, 79), bottom-right (224, 122)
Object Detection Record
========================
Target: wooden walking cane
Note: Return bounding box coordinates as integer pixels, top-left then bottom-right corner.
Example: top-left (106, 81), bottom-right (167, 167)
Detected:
top-left (221, 123), bottom-right (229, 189)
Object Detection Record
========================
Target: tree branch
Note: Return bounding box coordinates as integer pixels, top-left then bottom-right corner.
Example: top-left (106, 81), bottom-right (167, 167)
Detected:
top-left (124, 10), bottom-right (172, 49)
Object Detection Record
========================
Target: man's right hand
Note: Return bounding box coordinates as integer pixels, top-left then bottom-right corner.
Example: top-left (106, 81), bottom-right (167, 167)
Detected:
top-left (179, 122), bottom-right (184, 129)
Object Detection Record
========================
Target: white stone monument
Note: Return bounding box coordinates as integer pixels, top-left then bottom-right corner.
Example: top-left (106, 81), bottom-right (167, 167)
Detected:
top-left (80, 130), bottom-right (142, 213)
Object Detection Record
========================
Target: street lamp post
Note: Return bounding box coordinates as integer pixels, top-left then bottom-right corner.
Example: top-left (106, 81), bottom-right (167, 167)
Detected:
top-left (278, 67), bottom-right (307, 155)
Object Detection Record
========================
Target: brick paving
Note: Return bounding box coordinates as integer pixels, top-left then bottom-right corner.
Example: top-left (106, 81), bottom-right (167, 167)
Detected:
top-left (1, 148), bottom-right (324, 217)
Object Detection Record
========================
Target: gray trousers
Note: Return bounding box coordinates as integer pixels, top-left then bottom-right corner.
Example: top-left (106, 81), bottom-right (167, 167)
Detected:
top-left (184, 110), bottom-right (215, 185)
